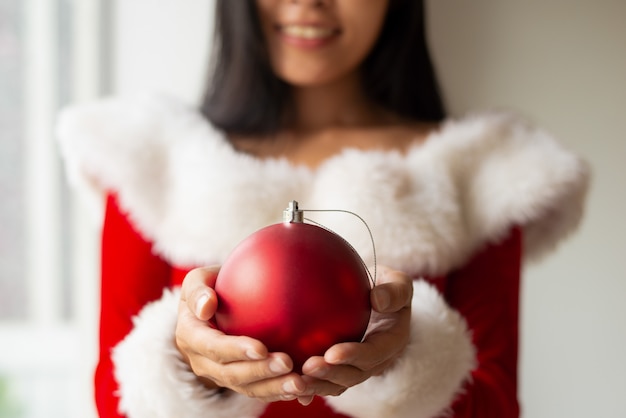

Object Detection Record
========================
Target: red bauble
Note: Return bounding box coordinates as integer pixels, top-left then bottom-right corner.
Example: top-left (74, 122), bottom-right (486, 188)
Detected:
top-left (215, 214), bottom-right (372, 373)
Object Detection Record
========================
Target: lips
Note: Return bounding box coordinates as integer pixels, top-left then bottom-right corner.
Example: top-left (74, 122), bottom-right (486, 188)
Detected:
top-left (280, 24), bottom-right (337, 40)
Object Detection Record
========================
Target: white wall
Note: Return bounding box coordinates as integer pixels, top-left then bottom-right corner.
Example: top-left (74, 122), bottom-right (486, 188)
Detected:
top-left (111, 0), bottom-right (214, 103)
top-left (428, 2), bottom-right (626, 417)
top-left (110, 1), bottom-right (626, 417)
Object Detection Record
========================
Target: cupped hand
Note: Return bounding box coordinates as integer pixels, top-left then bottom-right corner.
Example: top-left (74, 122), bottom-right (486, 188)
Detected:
top-left (175, 266), bottom-right (308, 402)
top-left (299, 266), bottom-right (413, 402)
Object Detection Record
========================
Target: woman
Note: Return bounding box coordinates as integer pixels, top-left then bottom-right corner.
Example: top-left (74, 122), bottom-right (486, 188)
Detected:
top-left (57, 0), bottom-right (589, 417)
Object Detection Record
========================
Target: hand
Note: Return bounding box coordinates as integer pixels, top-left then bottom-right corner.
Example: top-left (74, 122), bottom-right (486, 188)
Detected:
top-left (175, 266), bottom-right (308, 402)
top-left (298, 266), bottom-right (413, 404)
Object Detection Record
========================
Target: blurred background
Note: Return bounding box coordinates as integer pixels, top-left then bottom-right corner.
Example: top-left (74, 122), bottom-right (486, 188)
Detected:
top-left (0, 1), bottom-right (624, 417)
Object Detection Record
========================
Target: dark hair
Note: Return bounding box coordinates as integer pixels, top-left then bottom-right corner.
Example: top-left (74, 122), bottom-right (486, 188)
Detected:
top-left (201, 0), bottom-right (445, 136)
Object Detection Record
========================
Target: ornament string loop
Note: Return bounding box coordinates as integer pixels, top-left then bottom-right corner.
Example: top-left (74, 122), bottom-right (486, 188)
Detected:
top-left (283, 201), bottom-right (377, 287)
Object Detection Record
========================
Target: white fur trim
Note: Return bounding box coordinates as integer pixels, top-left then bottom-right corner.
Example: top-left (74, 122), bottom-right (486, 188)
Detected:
top-left (113, 281), bottom-right (472, 418)
top-left (112, 288), bottom-right (266, 418)
top-left (326, 280), bottom-right (475, 418)
top-left (432, 112), bottom-right (591, 262)
top-left (56, 95), bottom-right (589, 275)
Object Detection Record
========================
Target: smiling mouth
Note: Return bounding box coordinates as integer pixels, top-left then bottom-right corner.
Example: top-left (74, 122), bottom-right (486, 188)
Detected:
top-left (280, 24), bottom-right (338, 40)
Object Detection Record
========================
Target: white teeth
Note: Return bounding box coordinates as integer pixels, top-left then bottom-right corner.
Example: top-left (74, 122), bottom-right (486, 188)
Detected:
top-left (282, 25), bottom-right (335, 40)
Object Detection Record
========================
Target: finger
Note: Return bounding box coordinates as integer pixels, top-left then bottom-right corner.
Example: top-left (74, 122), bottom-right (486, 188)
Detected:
top-left (309, 355), bottom-right (394, 383)
top-left (181, 266), bottom-right (220, 320)
top-left (371, 267), bottom-right (413, 313)
top-left (179, 318), bottom-right (269, 363)
top-left (200, 353), bottom-right (295, 388)
top-left (181, 266), bottom-right (221, 294)
top-left (239, 372), bottom-right (308, 402)
top-left (303, 352), bottom-right (392, 389)
top-left (302, 356), bottom-right (362, 390)
top-left (299, 374), bottom-right (348, 397)
top-left (304, 362), bottom-right (368, 389)
top-left (298, 395), bottom-right (315, 406)
top-left (323, 307), bottom-right (411, 370)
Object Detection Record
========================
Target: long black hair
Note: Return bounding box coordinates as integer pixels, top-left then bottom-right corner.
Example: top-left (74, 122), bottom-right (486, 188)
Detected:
top-left (201, 0), bottom-right (445, 136)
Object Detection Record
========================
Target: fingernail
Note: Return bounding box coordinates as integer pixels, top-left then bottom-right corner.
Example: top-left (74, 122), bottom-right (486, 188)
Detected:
top-left (282, 379), bottom-right (301, 394)
top-left (195, 294), bottom-right (209, 318)
top-left (298, 396), bottom-right (314, 406)
top-left (325, 352), bottom-right (343, 365)
top-left (270, 357), bottom-right (291, 374)
top-left (373, 288), bottom-right (390, 311)
top-left (246, 349), bottom-right (264, 361)
top-left (307, 365), bottom-right (327, 378)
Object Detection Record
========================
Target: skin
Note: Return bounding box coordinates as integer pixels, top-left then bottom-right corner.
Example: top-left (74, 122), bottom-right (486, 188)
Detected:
top-left (177, 265), bottom-right (413, 404)
top-left (176, 0), bottom-right (434, 406)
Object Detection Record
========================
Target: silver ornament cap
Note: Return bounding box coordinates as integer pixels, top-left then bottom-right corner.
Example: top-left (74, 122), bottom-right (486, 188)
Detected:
top-left (283, 200), bottom-right (304, 223)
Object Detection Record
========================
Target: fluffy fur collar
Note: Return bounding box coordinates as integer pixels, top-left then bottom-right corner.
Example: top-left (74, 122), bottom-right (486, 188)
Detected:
top-left (56, 94), bottom-right (589, 276)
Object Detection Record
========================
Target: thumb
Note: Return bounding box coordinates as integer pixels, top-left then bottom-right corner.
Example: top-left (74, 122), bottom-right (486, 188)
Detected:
top-left (192, 287), bottom-right (218, 321)
top-left (371, 268), bottom-right (413, 313)
top-left (181, 266), bottom-right (220, 321)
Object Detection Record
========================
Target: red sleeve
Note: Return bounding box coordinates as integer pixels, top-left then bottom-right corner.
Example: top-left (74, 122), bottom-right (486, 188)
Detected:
top-left (445, 227), bottom-right (522, 417)
top-left (95, 193), bottom-right (172, 418)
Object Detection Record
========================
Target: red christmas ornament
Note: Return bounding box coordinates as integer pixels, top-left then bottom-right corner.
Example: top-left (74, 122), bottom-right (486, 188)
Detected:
top-left (215, 201), bottom-right (372, 373)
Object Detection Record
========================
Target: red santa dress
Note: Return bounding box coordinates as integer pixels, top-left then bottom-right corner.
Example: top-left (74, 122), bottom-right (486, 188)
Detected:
top-left (56, 95), bottom-right (589, 418)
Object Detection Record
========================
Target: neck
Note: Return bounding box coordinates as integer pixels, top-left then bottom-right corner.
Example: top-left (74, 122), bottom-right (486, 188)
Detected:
top-left (287, 73), bottom-right (387, 133)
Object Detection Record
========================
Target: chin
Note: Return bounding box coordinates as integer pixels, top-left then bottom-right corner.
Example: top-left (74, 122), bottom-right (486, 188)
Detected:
top-left (272, 56), bottom-right (355, 88)
top-left (278, 71), bottom-right (338, 87)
